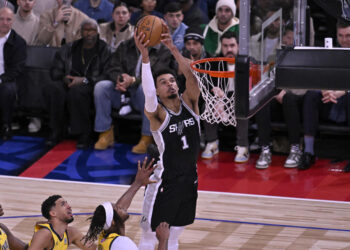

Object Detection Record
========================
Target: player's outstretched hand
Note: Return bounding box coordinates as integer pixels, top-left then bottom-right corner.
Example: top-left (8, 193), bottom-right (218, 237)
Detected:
top-left (0, 204), bottom-right (3, 216)
top-left (135, 157), bottom-right (157, 186)
top-left (160, 19), bottom-right (175, 50)
top-left (134, 28), bottom-right (150, 58)
top-left (156, 222), bottom-right (170, 248)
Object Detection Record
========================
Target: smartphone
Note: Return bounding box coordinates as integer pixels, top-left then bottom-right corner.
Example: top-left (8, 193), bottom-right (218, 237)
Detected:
top-left (118, 75), bottom-right (124, 82)
top-left (62, 0), bottom-right (71, 7)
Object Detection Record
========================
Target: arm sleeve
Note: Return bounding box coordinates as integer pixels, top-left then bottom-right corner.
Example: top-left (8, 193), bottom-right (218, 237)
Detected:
top-left (111, 236), bottom-right (138, 250)
top-left (142, 62), bottom-right (158, 113)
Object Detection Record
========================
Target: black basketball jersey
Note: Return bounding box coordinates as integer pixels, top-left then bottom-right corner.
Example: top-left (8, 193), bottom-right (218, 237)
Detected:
top-left (152, 97), bottom-right (201, 181)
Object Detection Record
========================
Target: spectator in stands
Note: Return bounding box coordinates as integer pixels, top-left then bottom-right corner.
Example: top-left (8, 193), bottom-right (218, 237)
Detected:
top-left (32, 0), bottom-right (56, 17)
top-left (200, 31), bottom-right (250, 163)
top-left (202, 0), bottom-right (239, 56)
top-left (45, 19), bottom-right (110, 148)
top-left (93, 36), bottom-right (175, 152)
top-left (178, 0), bottom-right (208, 28)
top-left (0, 7), bottom-right (26, 141)
top-left (163, 2), bottom-right (187, 51)
top-left (254, 25), bottom-right (305, 169)
top-left (35, 0), bottom-right (91, 47)
top-left (74, 0), bottom-right (113, 23)
top-left (100, 1), bottom-right (134, 53)
top-left (0, 0), bottom-right (14, 11)
top-left (249, 5), bottom-right (282, 169)
top-left (129, 0), bottom-right (162, 26)
top-left (13, 0), bottom-right (41, 134)
top-left (299, 19), bottom-right (350, 171)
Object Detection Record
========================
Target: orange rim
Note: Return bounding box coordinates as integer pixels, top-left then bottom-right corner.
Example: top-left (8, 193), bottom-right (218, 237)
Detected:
top-left (190, 57), bottom-right (236, 78)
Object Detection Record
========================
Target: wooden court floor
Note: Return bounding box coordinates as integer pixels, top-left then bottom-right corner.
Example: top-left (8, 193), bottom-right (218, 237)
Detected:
top-left (0, 175), bottom-right (349, 249)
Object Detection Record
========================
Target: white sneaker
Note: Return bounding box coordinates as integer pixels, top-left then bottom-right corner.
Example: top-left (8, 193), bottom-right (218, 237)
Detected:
top-left (284, 145), bottom-right (301, 168)
top-left (256, 148), bottom-right (271, 169)
top-left (119, 105), bottom-right (132, 116)
top-left (201, 140), bottom-right (219, 159)
top-left (28, 117), bottom-right (41, 133)
top-left (234, 146), bottom-right (249, 163)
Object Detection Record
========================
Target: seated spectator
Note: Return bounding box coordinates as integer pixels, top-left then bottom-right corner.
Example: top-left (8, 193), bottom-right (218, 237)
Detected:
top-left (93, 36), bottom-right (175, 152)
top-left (74, 0), bottom-right (113, 23)
top-left (99, 1), bottom-right (134, 53)
top-left (178, 0), bottom-right (208, 28)
top-left (32, 0), bottom-right (57, 17)
top-left (163, 2), bottom-right (187, 51)
top-left (0, 7), bottom-right (26, 141)
top-left (13, 0), bottom-right (41, 133)
top-left (202, 0), bottom-right (239, 56)
top-left (35, 0), bottom-right (91, 47)
top-left (199, 31), bottom-right (250, 163)
top-left (45, 20), bottom-right (111, 148)
top-left (0, 0), bottom-right (14, 11)
top-left (129, 0), bottom-right (163, 26)
top-left (299, 19), bottom-right (350, 171)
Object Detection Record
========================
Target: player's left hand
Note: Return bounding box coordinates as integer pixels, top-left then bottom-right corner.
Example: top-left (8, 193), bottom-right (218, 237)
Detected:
top-left (135, 157), bottom-right (157, 186)
top-left (160, 20), bottom-right (175, 50)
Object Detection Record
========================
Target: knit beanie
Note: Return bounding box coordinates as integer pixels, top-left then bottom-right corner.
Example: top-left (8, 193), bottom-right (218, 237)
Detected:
top-left (215, 0), bottom-right (236, 17)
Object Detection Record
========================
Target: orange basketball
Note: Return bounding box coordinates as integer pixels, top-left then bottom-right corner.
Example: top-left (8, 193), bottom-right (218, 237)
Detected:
top-left (136, 15), bottom-right (165, 47)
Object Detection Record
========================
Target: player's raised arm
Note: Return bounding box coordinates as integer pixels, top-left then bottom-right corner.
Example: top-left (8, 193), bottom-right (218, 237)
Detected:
top-left (160, 21), bottom-right (200, 104)
top-left (134, 30), bottom-right (160, 117)
top-left (115, 157), bottom-right (156, 210)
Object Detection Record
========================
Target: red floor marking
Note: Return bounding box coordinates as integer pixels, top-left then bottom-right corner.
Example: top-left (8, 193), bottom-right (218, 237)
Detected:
top-left (197, 151), bottom-right (350, 202)
top-left (20, 141), bottom-right (76, 178)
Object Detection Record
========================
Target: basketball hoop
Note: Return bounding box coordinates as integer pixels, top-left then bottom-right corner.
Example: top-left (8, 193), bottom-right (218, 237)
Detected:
top-left (190, 57), bottom-right (237, 126)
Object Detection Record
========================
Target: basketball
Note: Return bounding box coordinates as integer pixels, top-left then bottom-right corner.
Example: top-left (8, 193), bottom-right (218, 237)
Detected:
top-left (136, 15), bottom-right (165, 47)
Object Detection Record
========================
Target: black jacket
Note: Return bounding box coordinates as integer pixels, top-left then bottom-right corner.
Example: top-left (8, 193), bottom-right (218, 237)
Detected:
top-left (51, 37), bottom-right (111, 85)
top-left (1, 29), bottom-right (26, 83)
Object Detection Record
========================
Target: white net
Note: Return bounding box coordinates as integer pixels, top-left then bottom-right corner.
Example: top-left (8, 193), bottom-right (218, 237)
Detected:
top-left (191, 59), bottom-right (237, 127)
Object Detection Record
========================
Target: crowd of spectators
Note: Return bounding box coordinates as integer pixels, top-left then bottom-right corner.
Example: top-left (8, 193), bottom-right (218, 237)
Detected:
top-left (1, 0), bottom-right (348, 171)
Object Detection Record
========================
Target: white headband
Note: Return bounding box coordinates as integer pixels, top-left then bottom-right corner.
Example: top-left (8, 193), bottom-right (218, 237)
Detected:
top-left (101, 202), bottom-right (114, 230)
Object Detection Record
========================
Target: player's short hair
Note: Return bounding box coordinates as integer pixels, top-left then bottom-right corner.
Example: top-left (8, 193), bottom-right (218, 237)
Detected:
top-left (84, 205), bottom-right (123, 243)
top-left (337, 18), bottom-right (350, 29)
top-left (164, 2), bottom-right (182, 14)
top-left (153, 68), bottom-right (177, 87)
top-left (220, 31), bottom-right (238, 43)
top-left (41, 195), bottom-right (62, 219)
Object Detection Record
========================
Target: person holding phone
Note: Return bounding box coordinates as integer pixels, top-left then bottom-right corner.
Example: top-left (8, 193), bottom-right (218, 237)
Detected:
top-left (35, 0), bottom-right (92, 47)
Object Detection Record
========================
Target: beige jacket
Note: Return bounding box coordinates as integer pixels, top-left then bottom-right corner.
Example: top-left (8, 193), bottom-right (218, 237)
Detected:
top-left (13, 11), bottom-right (40, 45)
top-left (35, 6), bottom-right (91, 47)
top-left (99, 22), bottom-right (134, 52)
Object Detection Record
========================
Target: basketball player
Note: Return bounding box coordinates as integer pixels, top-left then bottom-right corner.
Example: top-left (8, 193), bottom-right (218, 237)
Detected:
top-left (135, 22), bottom-right (200, 250)
top-left (0, 204), bottom-right (27, 250)
top-left (28, 195), bottom-right (96, 250)
top-left (83, 157), bottom-right (169, 250)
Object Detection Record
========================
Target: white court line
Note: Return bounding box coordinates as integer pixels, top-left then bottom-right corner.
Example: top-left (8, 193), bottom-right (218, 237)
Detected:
top-left (1, 175), bottom-right (350, 205)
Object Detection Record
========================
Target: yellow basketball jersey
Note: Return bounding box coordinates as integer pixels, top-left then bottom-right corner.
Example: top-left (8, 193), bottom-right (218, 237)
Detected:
top-left (98, 231), bottom-right (120, 250)
top-left (0, 228), bottom-right (9, 250)
top-left (30, 223), bottom-right (69, 250)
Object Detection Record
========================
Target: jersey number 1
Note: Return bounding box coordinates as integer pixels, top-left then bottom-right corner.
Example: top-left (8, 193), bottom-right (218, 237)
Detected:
top-left (181, 136), bottom-right (189, 150)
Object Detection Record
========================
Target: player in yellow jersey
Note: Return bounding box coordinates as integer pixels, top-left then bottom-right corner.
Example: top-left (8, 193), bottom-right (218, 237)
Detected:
top-left (28, 195), bottom-right (96, 250)
top-left (0, 204), bottom-right (27, 250)
top-left (84, 157), bottom-right (170, 250)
